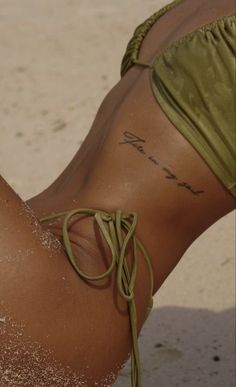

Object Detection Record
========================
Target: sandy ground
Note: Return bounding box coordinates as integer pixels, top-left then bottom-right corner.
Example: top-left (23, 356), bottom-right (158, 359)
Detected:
top-left (0, 0), bottom-right (235, 386)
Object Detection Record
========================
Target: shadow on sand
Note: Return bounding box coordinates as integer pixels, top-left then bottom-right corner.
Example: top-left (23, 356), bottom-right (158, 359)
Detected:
top-left (115, 306), bottom-right (235, 387)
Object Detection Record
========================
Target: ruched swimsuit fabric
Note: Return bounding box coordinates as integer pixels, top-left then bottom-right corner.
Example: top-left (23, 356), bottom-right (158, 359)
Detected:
top-left (121, 0), bottom-right (236, 199)
top-left (40, 208), bottom-right (154, 387)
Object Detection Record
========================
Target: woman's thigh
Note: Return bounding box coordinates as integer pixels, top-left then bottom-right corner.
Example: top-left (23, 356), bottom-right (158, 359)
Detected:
top-left (0, 176), bottom-right (138, 386)
top-left (2, 2), bottom-right (235, 385)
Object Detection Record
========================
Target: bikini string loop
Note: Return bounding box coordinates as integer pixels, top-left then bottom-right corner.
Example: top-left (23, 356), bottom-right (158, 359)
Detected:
top-left (40, 208), bottom-right (154, 387)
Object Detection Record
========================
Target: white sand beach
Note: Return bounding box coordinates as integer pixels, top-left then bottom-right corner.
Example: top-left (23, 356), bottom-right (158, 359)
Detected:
top-left (0, 1), bottom-right (235, 386)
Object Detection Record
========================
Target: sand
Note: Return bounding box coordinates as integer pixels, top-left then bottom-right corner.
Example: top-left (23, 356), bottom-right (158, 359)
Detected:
top-left (0, 0), bottom-right (235, 386)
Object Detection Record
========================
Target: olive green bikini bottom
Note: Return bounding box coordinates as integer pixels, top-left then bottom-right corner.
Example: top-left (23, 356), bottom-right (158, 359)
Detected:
top-left (39, 2), bottom-right (236, 387)
top-left (121, 0), bottom-right (236, 199)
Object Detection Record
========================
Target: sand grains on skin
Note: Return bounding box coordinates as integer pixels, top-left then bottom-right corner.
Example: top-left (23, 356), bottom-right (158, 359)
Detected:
top-left (0, 313), bottom-right (88, 387)
top-left (0, 307), bottom-right (122, 386)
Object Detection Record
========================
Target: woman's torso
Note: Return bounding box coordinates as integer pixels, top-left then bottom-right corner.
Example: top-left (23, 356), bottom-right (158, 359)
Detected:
top-left (43, 0), bottom-right (236, 290)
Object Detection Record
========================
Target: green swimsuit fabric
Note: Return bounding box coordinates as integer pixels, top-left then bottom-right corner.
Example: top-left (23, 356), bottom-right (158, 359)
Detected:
top-left (39, 2), bottom-right (235, 387)
top-left (121, 0), bottom-right (236, 199)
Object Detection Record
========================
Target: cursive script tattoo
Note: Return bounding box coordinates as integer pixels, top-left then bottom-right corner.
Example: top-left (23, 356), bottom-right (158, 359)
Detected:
top-left (148, 155), bottom-right (159, 165)
top-left (119, 131), bottom-right (146, 155)
top-left (162, 167), bottom-right (177, 180)
top-left (119, 130), bottom-right (205, 196)
top-left (178, 182), bottom-right (204, 195)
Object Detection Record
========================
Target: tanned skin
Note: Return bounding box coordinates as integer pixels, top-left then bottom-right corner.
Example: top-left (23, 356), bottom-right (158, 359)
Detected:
top-left (0, 0), bottom-right (235, 385)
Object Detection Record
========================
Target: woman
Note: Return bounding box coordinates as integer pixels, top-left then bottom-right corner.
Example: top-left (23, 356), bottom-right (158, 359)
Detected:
top-left (0, 0), bottom-right (235, 385)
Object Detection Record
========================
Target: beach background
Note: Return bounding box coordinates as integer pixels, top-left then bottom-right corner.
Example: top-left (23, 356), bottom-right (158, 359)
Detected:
top-left (0, 0), bottom-right (235, 386)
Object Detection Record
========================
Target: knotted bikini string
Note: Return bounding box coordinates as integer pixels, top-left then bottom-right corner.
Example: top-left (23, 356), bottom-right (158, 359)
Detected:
top-left (39, 208), bottom-right (154, 387)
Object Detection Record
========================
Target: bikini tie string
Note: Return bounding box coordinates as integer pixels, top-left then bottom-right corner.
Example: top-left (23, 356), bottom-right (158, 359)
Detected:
top-left (120, 0), bottom-right (183, 77)
top-left (39, 208), bottom-right (154, 387)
